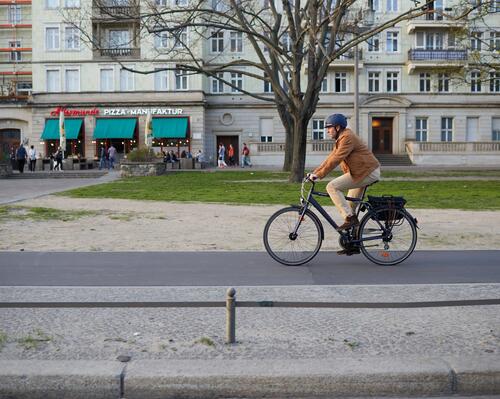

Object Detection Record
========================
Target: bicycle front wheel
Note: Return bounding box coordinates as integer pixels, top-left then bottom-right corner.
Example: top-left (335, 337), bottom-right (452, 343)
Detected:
top-left (263, 207), bottom-right (322, 266)
top-left (358, 207), bottom-right (417, 266)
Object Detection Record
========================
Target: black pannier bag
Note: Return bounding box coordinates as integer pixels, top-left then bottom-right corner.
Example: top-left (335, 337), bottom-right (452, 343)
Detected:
top-left (367, 195), bottom-right (407, 221)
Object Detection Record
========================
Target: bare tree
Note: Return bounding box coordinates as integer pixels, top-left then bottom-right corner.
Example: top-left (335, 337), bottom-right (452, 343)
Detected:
top-left (66, 0), bottom-right (482, 182)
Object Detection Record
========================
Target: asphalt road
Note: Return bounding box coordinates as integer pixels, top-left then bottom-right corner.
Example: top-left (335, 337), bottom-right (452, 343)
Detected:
top-left (0, 251), bottom-right (499, 286)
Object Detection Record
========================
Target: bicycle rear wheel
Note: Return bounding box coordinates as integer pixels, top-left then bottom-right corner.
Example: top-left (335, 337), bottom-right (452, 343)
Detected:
top-left (263, 207), bottom-right (322, 266)
top-left (358, 207), bottom-right (417, 266)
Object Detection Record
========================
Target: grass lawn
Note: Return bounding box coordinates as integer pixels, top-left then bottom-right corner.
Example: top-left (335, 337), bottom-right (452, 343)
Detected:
top-left (59, 171), bottom-right (500, 210)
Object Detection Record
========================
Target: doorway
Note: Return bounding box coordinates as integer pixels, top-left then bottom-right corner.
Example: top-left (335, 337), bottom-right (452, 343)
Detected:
top-left (371, 117), bottom-right (393, 154)
top-left (216, 135), bottom-right (239, 166)
top-left (0, 128), bottom-right (21, 160)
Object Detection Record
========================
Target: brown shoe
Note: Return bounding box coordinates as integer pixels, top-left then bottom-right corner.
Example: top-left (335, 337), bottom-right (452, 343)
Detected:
top-left (337, 247), bottom-right (361, 256)
top-left (337, 215), bottom-right (360, 231)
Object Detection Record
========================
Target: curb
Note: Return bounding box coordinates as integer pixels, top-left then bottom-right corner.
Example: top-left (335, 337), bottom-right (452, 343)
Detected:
top-left (0, 356), bottom-right (499, 399)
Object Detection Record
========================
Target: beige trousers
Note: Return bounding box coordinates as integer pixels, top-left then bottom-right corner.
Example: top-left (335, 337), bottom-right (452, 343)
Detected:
top-left (326, 167), bottom-right (381, 219)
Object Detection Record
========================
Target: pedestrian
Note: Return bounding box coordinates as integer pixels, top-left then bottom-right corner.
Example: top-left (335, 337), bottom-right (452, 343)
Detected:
top-left (9, 146), bottom-right (16, 170)
top-left (99, 145), bottom-right (107, 170)
top-left (217, 143), bottom-right (227, 168)
top-left (108, 144), bottom-right (116, 169)
top-left (180, 150), bottom-right (187, 158)
top-left (228, 144), bottom-right (235, 166)
top-left (28, 145), bottom-right (37, 172)
top-left (186, 151), bottom-right (193, 159)
top-left (15, 143), bottom-right (27, 173)
top-left (53, 146), bottom-right (63, 171)
top-left (195, 149), bottom-right (204, 162)
top-left (241, 142), bottom-right (252, 168)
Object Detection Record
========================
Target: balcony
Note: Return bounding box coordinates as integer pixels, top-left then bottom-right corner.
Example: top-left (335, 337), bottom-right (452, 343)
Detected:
top-left (407, 13), bottom-right (463, 34)
top-left (328, 49), bottom-right (363, 70)
top-left (93, 47), bottom-right (140, 59)
top-left (92, 4), bottom-right (139, 21)
top-left (0, 0), bottom-right (31, 3)
top-left (407, 49), bottom-right (467, 73)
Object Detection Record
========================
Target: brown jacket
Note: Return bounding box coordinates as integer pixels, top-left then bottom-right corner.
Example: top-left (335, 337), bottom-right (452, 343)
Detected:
top-left (313, 129), bottom-right (380, 182)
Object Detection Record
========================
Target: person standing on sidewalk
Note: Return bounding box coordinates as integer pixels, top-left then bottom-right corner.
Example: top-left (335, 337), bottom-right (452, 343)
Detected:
top-left (99, 145), bottom-right (107, 170)
top-left (228, 144), bottom-right (235, 166)
top-left (241, 143), bottom-right (252, 168)
top-left (15, 143), bottom-right (27, 173)
top-left (307, 114), bottom-right (380, 249)
top-left (218, 143), bottom-right (227, 168)
top-left (28, 145), bottom-right (37, 172)
top-left (53, 146), bottom-right (63, 171)
top-left (108, 144), bottom-right (116, 170)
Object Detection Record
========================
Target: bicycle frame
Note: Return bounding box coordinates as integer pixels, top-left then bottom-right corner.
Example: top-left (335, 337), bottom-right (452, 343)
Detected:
top-left (294, 180), bottom-right (389, 245)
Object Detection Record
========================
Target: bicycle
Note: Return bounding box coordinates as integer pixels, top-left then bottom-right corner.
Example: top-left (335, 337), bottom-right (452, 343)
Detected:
top-left (263, 177), bottom-right (418, 266)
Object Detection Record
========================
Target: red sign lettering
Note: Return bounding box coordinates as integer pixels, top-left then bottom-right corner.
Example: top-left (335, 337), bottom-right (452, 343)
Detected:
top-left (50, 107), bottom-right (100, 117)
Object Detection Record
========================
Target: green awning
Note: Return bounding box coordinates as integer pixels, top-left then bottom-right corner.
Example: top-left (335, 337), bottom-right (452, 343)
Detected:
top-left (93, 118), bottom-right (137, 139)
top-left (41, 118), bottom-right (83, 140)
top-left (152, 117), bottom-right (188, 139)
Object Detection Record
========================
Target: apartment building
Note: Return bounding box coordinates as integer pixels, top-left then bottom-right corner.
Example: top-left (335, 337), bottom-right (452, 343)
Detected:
top-left (1, 0), bottom-right (499, 165)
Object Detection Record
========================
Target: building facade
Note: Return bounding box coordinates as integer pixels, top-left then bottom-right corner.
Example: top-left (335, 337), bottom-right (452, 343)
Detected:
top-left (1, 0), bottom-right (499, 166)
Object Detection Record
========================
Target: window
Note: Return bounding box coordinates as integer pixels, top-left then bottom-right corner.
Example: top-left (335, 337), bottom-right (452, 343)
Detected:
top-left (65, 27), bottom-right (80, 50)
top-left (489, 32), bottom-right (500, 51)
top-left (9, 41), bottom-right (21, 62)
top-left (438, 73), bottom-right (449, 92)
top-left (419, 73), bottom-right (431, 92)
top-left (64, 69), bottom-right (79, 92)
top-left (120, 69), bottom-right (134, 91)
top-left (490, 0), bottom-right (500, 11)
top-left (321, 77), bottom-right (328, 93)
top-left (211, 72), bottom-right (224, 93)
top-left (46, 0), bottom-right (59, 8)
top-left (46, 69), bottom-right (60, 92)
top-left (175, 69), bottom-right (188, 90)
top-left (415, 118), bottom-right (428, 142)
top-left (100, 68), bottom-right (114, 92)
top-left (386, 71), bottom-right (399, 92)
top-left (16, 82), bottom-right (32, 95)
top-left (230, 72), bottom-right (243, 92)
top-left (211, 30), bottom-right (224, 52)
top-left (470, 71), bottom-right (481, 92)
top-left (386, 31), bottom-right (398, 52)
top-left (471, 32), bottom-right (482, 51)
top-left (156, 0), bottom-right (168, 5)
top-left (154, 68), bottom-right (168, 91)
top-left (368, 71), bottom-right (380, 92)
top-left (65, 0), bottom-right (80, 7)
top-left (173, 27), bottom-right (187, 48)
top-left (109, 30), bottom-right (129, 48)
top-left (492, 118), bottom-right (500, 141)
top-left (176, 0), bottom-right (188, 5)
top-left (367, 34), bottom-right (380, 52)
top-left (260, 118), bottom-right (273, 142)
top-left (441, 117), bottom-right (453, 141)
top-left (46, 27), bottom-right (60, 50)
top-left (8, 5), bottom-right (21, 24)
top-left (425, 32), bottom-right (444, 50)
top-left (334, 72), bottom-right (347, 92)
top-left (368, 0), bottom-right (379, 11)
top-left (264, 73), bottom-right (273, 93)
top-left (230, 31), bottom-right (243, 52)
top-left (281, 32), bottom-right (292, 52)
top-left (490, 72), bottom-right (500, 92)
top-left (312, 119), bottom-right (325, 140)
top-left (260, 136), bottom-right (273, 142)
top-left (154, 32), bottom-right (169, 48)
top-left (386, 0), bottom-right (398, 11)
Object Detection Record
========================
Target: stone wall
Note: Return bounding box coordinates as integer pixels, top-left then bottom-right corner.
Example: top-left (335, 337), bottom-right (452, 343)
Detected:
top-left (0, 162), bottom-right (12, 178)
top-left (120, 162), bottom-right (166, 177)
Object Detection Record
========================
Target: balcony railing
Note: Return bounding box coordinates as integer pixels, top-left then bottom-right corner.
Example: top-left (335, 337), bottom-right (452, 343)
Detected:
top-left (408, 49), bottom-right (467, 61)
top-left (92, 4), bottom-right (140, 19)
top-left (406, 141), bottom-right (500, 153)
top-left (250, 141), bottom-right (334, 154)
top-left (94, 47), bottom-right (140, 58)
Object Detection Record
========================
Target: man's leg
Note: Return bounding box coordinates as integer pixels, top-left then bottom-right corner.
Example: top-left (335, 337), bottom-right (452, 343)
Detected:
top-left (326, 173), bottom-right (360, 221)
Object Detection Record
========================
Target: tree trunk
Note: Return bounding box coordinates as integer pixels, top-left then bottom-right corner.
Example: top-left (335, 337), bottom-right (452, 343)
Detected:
top-left (276, 105), bottom-right (294, 172)
top-left (288, 116), bottom-right (309, 183)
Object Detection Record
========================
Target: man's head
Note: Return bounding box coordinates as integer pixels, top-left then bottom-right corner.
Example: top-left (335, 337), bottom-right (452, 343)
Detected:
top-left (325, 114), bottom-right (348, 140)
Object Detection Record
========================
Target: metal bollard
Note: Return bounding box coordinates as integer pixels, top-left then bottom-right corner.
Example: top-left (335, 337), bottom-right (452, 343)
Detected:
top-left (226, 287), bottom-right (236, 344)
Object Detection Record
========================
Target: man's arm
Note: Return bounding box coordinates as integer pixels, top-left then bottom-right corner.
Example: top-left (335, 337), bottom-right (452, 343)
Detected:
top-left (312, 136), bottom-right (355, 179)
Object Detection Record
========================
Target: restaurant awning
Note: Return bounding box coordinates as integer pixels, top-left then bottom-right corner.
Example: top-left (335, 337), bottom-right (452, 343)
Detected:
top-left (93, 118), bottom-right (137, 139)
top-left (41, 118), bottom-right (83, 140)
top-left (152, 117), bottom-right (188, 139)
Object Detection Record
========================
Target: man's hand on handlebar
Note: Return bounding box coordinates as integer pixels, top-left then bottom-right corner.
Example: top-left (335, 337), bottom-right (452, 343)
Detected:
top-left (306, 173), bottom-right (318, 182)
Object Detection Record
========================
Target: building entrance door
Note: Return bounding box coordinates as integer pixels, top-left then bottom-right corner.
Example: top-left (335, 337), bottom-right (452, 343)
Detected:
top-left (216, 135), bottom-right (239, 166)
top-left (0, 128), bottom-right (21, 160)
top-left (372, 118), bottom-right (393, 154)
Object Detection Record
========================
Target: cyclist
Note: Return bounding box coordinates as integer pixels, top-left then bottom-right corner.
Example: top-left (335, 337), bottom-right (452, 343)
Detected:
top-left (307, 114), bottom-right (381, 253)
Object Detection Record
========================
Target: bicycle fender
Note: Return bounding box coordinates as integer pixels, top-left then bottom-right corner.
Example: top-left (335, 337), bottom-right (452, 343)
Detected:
top-left (289, 205), bottom-right (325, 240)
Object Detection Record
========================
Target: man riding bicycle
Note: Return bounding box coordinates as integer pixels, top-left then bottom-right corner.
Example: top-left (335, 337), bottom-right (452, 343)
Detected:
top-left (307, 114), bottom-right (381, 254)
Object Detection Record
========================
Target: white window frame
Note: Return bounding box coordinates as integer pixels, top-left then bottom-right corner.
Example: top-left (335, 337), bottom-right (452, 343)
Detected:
top-left (438, 73), bottom-right (450, 92)
top-left (470, 71), bottom-right (481, 92)
top-left (470, 31), bottom-right (482, 51)
top-left (64, 67), bottom-right (80, 92)
top-left (386, 70), bottom-right (399, 92)
top-left (46, 68), bottom-right (61, 93)
top-left (230, 72), bottom-right (243, 92)
top-left (100, 67), bottom-right (115, 92)
top-left (46, 0), bottom-right (59, 9)
top-left (173, 27), bottom-right (188, 49)
top-left (490, 71), bottom-right (500, 92)
top-left (419, 72), bottom-right (431, 92)
top-left (415, 117), bottom-right (428, 142)
top-left (64, 26), bottom-right (80, 50)
top-left (334, 72), bottom-right (348, 93)
top-left (386, 31), bottom-right (399, 53)
top-left (8, 5), bottom-right (21, 24)
top-left (264, 72), bottom-right (273, 93)
top-left (109, 29), bottom-right (130, 49)
top-left (489, 31), bottom-right (500, 51)
top-left (492, 117), bottom-right (500, 141)
top-left (120, 68), bottom-right (135, 92)
top-left (281, 32), bottom-right (292, 52)
top-left (230, 31), bottom-right (243, 53)
top-left (175, 69), bottom-right (189, 90)
top-left (441, 117), bottom-right (453, 142)
top-left (176, 0), bottom-right (188, 6)
top-left (156, 0), bottom-right (168, 5)
top-left (386, 0), bottom-right (398, 12)
top-left (45, 26), bottom-right (60, 51)
top-left (367, 34), bottom-right (380, 52)
top-left (320, 76), bottom-right (328, 93)
top-left (312, 119), bottom-right (325, 140)
top-left (211, 30), bottom-right (224, 53)
top-left (154, 68), bottom-right (169, 91)
top-left (260, 136), bottom-right (273, 143)
top-left (9, 41), bottom-right (21, 62)
top-left (64, 0), bottom-right (80, 8)
top-left (368, 70), bottom-right (381, 92)
top-left (154, 32), bottom-right (169, 49)
top-left (210, 72), bottom-right (224, 93)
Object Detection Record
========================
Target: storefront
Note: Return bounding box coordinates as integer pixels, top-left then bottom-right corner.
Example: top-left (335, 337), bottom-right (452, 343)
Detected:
top-left (92, 117), bottom-right (138, 158)
top-left (151, 116), bottom-right (191, 155)
top-left (40, 118), bottom-right (85, 157)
